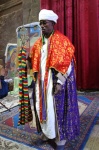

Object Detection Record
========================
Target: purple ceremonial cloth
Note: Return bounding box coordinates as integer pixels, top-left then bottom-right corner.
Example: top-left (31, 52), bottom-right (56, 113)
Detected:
top-left (32, 60), bottom-right (80, 141)
top-left (54, 61), bottom-right (80, 141)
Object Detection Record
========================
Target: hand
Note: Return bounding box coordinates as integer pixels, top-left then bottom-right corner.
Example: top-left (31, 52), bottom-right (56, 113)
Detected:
top-left (54, 83), bottom-right (62, 94)
top-left (26, 51), bottom-right (29, 59)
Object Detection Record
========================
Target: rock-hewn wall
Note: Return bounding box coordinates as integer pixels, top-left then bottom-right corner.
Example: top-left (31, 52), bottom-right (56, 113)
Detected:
top-left (23, 0), bottom-right (40, 24)
top-left (0, 0), bottom-right (40, 64)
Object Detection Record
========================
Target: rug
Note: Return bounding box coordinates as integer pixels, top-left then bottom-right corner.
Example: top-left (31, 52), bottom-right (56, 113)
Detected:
top-left (0, 136), bottom-right (37, 150)
top-left (0, 93), bottom-right (19, 113)
top-left (84, 124), bottom-right (99, 150)
top-left (83, 107), bottom-right (99, 150)
top-left (0, 89), bottom-right (33, 113)
top-left (71, 97), bottom-right (99, 150)
top-left (0, 93), bottom-right (99, 150)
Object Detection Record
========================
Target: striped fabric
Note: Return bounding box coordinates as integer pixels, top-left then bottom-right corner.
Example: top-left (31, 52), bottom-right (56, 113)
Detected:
top-left (18, 48), bottom-right (33, 125)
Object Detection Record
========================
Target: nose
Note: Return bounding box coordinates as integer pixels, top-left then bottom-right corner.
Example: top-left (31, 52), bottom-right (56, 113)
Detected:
top-left (40, 24), bottom-right (44, 28)
top-left (40, 25), bottom-right (45, 31)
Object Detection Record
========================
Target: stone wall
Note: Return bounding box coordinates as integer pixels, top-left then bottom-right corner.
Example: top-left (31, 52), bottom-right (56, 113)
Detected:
top-left (23, 0), bottom-right (40, 24)
top-left (0, 0), bottom-right (40, 64)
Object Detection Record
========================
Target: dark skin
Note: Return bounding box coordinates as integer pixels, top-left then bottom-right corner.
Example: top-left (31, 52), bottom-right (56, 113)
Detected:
top-left (39, 20), bottom-right (55, 38)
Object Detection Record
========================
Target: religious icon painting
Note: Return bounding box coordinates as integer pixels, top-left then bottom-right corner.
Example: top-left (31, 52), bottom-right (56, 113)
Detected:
top-left (5, 43), bottom-right (17, 79)
top-left (16, 22), bottom-right (41, 74)
top-left (16, 22), bottom-right (41, 55)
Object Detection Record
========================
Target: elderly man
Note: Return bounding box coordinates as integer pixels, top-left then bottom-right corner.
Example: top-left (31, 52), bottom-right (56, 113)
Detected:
top-left (30, 9), bottom-right (80, 150)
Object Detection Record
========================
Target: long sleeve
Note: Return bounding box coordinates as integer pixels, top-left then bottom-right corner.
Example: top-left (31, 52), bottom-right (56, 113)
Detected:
top-left (57, 63), bottom-right (72, 85)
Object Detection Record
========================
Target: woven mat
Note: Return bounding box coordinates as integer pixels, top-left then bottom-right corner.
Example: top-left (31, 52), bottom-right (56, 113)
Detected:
top-left (0, 93), bottom-right (19, 113)
top-left (0, 89), bottom-right (33, 113)
top-left (0, 93), bottom-right (99, 150)
top-left (84, 124), bottom-right (99, 150)
top-left (0, 136), bottom-right (37, 150)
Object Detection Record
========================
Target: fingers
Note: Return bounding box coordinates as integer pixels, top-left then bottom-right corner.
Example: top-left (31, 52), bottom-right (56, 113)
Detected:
top-left (54, 83), bottom-right (62, 94)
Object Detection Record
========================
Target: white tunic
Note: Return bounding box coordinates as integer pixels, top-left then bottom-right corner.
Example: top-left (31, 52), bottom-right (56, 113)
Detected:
top-left (35, 38), bottom-right (56, 139)
top-left (35, 38), bottom-right (72, 139)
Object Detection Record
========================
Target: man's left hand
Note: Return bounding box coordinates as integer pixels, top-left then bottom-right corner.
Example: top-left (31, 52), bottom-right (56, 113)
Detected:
top-left (54, 83), bottom-right (62, 94)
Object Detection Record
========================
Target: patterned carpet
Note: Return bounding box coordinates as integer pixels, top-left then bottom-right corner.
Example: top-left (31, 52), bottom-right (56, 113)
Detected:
top-left (84, 124), bottom-right (99, 150)
top-left (0, 93), bottom-right (19, 113)
top-left (0, 136), bottom-right (37, 150)
top-left (0, 92), bottom-right (99, 150)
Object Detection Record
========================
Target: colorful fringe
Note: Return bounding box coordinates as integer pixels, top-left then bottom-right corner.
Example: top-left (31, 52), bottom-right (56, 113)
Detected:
top-left (18, 48), bottom-right (33, 125)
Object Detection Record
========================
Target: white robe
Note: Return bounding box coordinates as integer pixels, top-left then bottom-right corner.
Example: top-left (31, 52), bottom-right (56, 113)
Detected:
top-left (35, 38), bottom-right (56, 139)
top-left (35, 38), bottom-right (72, 139)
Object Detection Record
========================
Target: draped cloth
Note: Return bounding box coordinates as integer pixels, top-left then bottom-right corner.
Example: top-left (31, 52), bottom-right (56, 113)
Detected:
top-left (30, 30), bottom-right (75, 75)
top-left (18, 48), bottom-right (33, 125)
top-left (0, 76), bottom-right (8, 99)
top-left (40, 0), bottom-right (99, 90)
top-left (30, 30), bottom-right (75, 123)
top-left (30, 30), bottom-right (80, 140)
top-left (52, 60), bottom-right (80, 140)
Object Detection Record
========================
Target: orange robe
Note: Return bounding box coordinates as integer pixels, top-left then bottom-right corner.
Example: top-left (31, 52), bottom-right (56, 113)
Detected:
top-left (30, 30), bottom-right (75, 75)
top-left (30, 30), bottom-right (80, 140)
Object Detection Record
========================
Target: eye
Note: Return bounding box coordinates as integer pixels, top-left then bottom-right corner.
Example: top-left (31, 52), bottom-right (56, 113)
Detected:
top-left (39, 21), bottom-right (47, 26)
top-left (43, 22), bottom-right (47, 25)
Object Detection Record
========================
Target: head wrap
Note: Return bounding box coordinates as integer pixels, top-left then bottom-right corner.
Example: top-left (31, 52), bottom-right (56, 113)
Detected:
top-left (39, 9), bottom-right (58, 23)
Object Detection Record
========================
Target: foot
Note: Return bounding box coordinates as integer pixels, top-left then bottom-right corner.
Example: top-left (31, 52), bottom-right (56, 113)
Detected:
top-left (55, 144), bottom-right (65, 150)
top-left (33, 133), bottom-right (49, 146)
top-left (33, 138), bottom-right (48, 146)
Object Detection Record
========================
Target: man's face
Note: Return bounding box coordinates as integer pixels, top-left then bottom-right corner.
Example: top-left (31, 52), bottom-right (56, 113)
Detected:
top-left (39, 20), bottom-right (54, 38)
